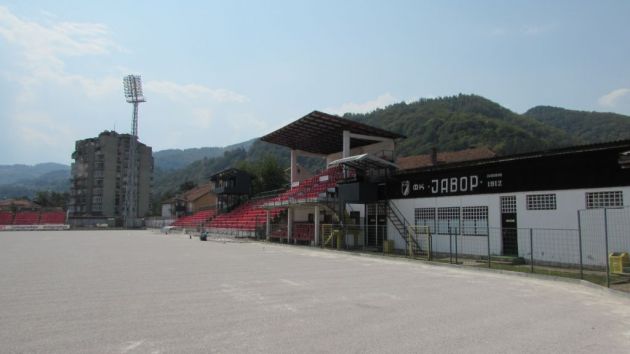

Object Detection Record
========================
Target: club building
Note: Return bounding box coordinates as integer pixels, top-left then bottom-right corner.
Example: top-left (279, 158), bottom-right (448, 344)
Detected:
top-left (386, 141), bottom-right (630, 265)
top-left (254, 111), bottom-right (630, 266)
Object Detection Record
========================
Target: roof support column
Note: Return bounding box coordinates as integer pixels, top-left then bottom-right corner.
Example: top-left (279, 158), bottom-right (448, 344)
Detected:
top-left (265, 209), bottom-right (270, 241)
top-left (342, 130), bottom-right (351, 158)
top-left (290, 149), bottom-right (298, 185)
top-left (314, 205), bottom-right (320, 246)
top-left (287, 207), bottom-right (293, 244)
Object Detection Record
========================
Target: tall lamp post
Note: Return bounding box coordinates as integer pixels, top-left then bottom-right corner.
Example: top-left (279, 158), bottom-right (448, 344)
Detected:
top-left (123, 75), bottom-right (145, 228)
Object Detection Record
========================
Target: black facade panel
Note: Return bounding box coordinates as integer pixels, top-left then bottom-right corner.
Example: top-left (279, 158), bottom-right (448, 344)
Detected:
top-left (339, 182), bottom-right (379, 203)
top-left (388, 145), bottom-right (630, 199)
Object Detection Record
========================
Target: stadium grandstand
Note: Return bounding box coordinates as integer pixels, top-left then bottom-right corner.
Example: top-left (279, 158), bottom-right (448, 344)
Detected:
top-left (12, 211), bottom-right (40, 225)
top-left (192, 110), bottom-right (405, 244)
top-left (263, 165), bottom-right (345, 207)
top-left (39, 211), bottom-right (67, 224)
top-left (254, 110), bottom-right (404, 246)
top-left (171, 209), bottom-right (216, 229)
top-left (0, 198), bottom-right (68, 230)
top-left (0, 211), bottom-right (14, 225)
top-left (169, 168), bottom-right (282, 236)
top-left (205, 198), bottom-right (284, 235)
top-left (192, 109), bottom-right (630, 276)
top-left (0, 208), bottom-right (68, 230)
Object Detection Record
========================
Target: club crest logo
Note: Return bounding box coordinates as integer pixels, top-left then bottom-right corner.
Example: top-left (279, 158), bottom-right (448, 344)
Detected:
top-left (401, 180), bottom-right (410, 196)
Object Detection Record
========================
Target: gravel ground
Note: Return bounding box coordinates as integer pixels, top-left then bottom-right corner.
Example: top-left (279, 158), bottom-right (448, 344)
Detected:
top-left (1, 230), bottom-right (629, 353)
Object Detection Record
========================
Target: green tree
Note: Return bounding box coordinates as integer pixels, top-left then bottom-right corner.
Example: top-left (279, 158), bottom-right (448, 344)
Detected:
top-left (235, 155), bottom-right (287, 195)
top-left (257, 155), bottom-right (287, 192)
top-left (34, 191), bottom-right (50, 207)
top-left (33, 191), bottom-right (69, 208)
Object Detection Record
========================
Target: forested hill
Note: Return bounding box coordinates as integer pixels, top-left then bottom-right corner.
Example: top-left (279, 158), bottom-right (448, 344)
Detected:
top-left (153, 138), bottom-right (257, 170)
top-left (344, 94), bottom-right (580, 156)
top-left (524, 106), bottom-right (630, 144)
top-left (152, 140), bottom-right (324, 199)
top-left (0, 163), bottom-right (70, 199)
top-left (151, 94), bottom-right (630, 210)
top-left (7, 94), bottom-right (630, 210)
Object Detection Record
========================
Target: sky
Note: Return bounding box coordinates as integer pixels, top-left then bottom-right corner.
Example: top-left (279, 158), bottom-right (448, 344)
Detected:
top-left (1, 0), bottom-right (629, 165)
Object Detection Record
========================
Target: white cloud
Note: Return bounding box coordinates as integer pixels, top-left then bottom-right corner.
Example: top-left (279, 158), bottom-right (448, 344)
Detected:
top-left (326, 93), bottom-right (398, 115)
top-left (145, 80), bottom-right (248, 103)
top-left (0, 6), bottom-right (250, 163)
top-left (599, 88), bottom-right (630, 108)
top-left (0, 6), bottom-right (127, 163)
top-left (0, 6), bottom-right (118, 71)
top-left (0, 5), bottom-right (122, 100)
top-left (12, 110), bottom-right (75, 151)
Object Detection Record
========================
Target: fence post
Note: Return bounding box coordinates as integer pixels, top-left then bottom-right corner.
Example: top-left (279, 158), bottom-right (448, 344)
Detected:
top-left (604, 208), bottom-right (610, 288)
top-left (364, 224), bottom-right (368, 251)
top-left (428, 232), bottom-right (433, 261)
top-left (406, 224), bottom-right (411, 258)
top-left (529, 228), bottom-right (534, 273)
top-left (577, 210), bottom-right (584, 280)
top-left (487, 229), bottom-right (491, 268)
top-left (454, 231), bottom-right (458, 265)
top-left (449, 226), bottom-right (453, 264)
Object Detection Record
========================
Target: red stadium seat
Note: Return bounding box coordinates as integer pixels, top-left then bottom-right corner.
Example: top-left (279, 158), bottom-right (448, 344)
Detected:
top-left (206, 197), bottom-right (284, 232)
top-left (13, 211), bottom-right (40, 225)
top-left (0, 211), bottom-right (14, 225)
top-left (40, 211), bottom-right (66, 224)
top-left (173, 209), bottom-right (217, 228)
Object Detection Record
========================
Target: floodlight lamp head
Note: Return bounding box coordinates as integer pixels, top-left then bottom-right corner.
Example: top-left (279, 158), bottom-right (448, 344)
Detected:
top-left (123, 75), bottom-right (146, 103)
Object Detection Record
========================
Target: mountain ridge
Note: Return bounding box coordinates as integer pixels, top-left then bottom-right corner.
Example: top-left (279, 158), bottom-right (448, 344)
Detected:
top-left (153, 138), bottom-right (257, 170)
top-left (2, 94), bottom-right (630, 206)
top-left (524, 105), bottom-right (630, 144)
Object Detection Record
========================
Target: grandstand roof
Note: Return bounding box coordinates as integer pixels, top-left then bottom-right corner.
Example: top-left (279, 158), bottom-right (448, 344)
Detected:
top-left (328, 153), bottom-right (399, 171)
top-left (260, 111), bottom-right (405, 155)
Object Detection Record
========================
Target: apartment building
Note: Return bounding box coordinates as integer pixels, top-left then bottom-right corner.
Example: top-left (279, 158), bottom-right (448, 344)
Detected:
top-left (68, 131), bottom-right (153, 225)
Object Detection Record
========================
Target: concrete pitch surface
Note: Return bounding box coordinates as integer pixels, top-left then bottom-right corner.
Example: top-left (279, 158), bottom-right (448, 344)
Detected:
top-left (1, 230), bottom-right (629, 353)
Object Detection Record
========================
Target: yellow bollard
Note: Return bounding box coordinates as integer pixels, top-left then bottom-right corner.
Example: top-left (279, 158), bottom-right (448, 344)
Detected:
top-left (332, 230), bottom-right (342, 250)
top-left (337, 232), bottom-right (343, 250)
top-left (383, 240), bottom-right (394, 254)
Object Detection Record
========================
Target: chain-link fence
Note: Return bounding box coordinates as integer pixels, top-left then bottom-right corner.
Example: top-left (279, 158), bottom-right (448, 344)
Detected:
top-left (578, 207), bottom-right (630, 291)
top-left (418, 223), bottom-right (629, 292)
top-left (264, 209), bottom-right (630, 292)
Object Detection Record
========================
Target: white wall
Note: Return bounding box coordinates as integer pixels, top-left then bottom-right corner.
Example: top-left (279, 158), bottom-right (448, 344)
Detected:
top-left (347, 204), bottom-right (364, 217)
top-left (389, 186), bottom-right (630, 266)
top-left (293, 207), bottom-right (315, 222)
top-left (161, 204), bottom-right (173, 218)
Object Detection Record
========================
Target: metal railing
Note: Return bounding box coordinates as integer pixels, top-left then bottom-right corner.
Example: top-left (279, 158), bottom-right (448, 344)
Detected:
top-left (387, 201), bottom-right (422, 254)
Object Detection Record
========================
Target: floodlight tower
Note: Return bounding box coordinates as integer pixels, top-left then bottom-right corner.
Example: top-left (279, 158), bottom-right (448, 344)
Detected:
top-left (123, 75), bottom-right (146, 228)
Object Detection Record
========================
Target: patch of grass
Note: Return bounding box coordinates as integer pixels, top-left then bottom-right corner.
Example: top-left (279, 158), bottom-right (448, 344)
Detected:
top-left (486, 262), bottom-right (611, 286)
top-left (348, 249), bottom-right (630, 292)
